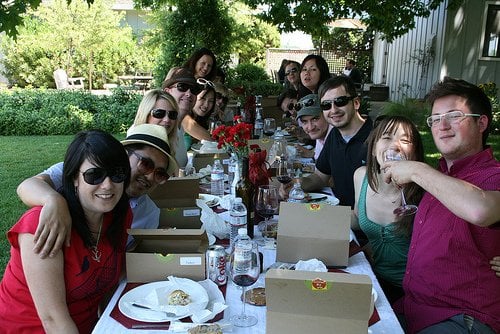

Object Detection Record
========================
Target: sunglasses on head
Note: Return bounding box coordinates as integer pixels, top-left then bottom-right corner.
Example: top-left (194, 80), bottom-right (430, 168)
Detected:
top-left (173, 82), bottom-right (202, 95)
top-left (320, 96), bottom-right (355, 110)
top-left (285, 68), bottom-right (298, 76)
top-left (294, 98), bottom-right (315, 111)
top-left (81, 167), bottom-right (127, 185)
top-left (130, 151), bottom-right (170, 184)
top-left (197, 78), bottom-right (215, 89)
top-left (151, 108), bottom-right (178, 120)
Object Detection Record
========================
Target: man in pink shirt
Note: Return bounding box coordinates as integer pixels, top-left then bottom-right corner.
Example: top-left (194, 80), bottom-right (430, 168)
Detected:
top-left (383, 77), bottom-right (500, 333)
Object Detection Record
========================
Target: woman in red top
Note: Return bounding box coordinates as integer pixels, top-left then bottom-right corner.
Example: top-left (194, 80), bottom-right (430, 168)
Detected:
top-left (0, 130), bottom-right (132, 333)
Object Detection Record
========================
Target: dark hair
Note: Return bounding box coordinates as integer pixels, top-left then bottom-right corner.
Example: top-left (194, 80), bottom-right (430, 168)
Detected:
top-left (215, 67), bottom-right (226, 84)
top-left (62, 130), bottom-right (131, 249)
top-left (184, 47), bottom-right (217, 81)
top-left (189, 85), bottom-right (216, 129)
top-left (347, 59), bottom-right (356, 66)
top-left (318, 75), bottom-right (358, 100)
top-left (366, 116), bottom-right (425, 237)
top-left (277, 88), bottom-right (299, 107)
top-left (426, 76), bottom-right (492, 146)
top-left (298, 54), bottom-right (331, 97)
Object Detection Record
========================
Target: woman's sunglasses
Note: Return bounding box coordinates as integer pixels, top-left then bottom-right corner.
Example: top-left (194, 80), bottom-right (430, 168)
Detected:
top-left (174, 82), bottom-right (202, 95)
top-left (151, 108), bottom-right (178, 120)
top-left (320, 96), bottom-right (355, 110)
top-left (197, 78), bottom-right (215, 89)
top-left (81, 167), bottom-right (127, 185)
top-left (287, 102), bottom-right (295, 111)
top-left (285, 68), bottom-right (298, 76)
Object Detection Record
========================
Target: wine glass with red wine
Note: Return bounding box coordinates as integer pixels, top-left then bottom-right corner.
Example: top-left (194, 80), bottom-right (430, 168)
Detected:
top-left (276, 157), bottom-right (292, 184)
top-left (263, 118), bottom-right (276, 137)
top-left (256, 185), bottom-right (279, 246)
top-left (229, 239), bottom-right (260, 327)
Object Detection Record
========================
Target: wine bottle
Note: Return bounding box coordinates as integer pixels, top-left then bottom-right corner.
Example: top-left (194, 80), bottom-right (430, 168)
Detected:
top-left (236, 157), bottom-right (255, 238)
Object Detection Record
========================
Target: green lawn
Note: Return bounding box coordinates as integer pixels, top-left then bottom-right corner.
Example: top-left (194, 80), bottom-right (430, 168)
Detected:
top-left (0, 133), bottom-right (498, 277)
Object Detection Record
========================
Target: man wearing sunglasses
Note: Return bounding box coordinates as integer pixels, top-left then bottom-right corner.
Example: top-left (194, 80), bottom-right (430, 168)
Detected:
top-left (16, 124), bottom-right (178, 257)
top-left (280, 76), bottom-right (372, 209)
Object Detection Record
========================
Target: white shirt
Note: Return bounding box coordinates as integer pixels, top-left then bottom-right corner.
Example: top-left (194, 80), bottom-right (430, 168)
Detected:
top-left (42, 162), bottom-right (160, 248)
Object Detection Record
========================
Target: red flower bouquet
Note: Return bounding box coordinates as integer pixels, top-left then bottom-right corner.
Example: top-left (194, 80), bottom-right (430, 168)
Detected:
top-left (212, 116), bottom-right (253, 159)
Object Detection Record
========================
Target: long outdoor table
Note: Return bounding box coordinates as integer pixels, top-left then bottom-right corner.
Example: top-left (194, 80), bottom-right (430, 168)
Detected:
top-left (92, 229), bottom-right (404, 333)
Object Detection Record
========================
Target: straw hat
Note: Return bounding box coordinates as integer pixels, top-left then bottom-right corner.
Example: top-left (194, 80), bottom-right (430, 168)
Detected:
top-left (122, 124), bottom-right (178, 176)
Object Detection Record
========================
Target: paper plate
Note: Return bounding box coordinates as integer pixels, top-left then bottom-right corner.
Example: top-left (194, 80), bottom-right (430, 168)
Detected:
top-left (198, 194), bottom-right (221, 207)
top-left (305, 193), bottom-right (340, 206)
top-left (119, 279), bottom-right (209, 323)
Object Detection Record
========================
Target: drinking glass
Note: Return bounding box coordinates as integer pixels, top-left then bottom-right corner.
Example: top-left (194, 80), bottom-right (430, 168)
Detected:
top-left (229, 240), bottom-right (260, 327)
top-left (263, 118), bottom-right (276, 137)
top-left (255, 185), bottom-right (279, 244)
top-left (383, 149), bottom-right (418, 216)
top-left (276, 158), bottom-right (292, 184)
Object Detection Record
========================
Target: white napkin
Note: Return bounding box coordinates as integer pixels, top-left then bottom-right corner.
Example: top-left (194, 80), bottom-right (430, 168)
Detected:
top-left (295, 258), bottom-right (328, 272)
top-left (199, 140), bottom-right (225, 154)
top-left (192, 279), bottom-right (228, 323)
top-left (196, 198), bottom-right (230, 239)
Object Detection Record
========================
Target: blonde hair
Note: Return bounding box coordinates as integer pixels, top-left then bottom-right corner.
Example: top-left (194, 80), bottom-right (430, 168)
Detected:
top-left (133, 89), bottom-right (179, 157)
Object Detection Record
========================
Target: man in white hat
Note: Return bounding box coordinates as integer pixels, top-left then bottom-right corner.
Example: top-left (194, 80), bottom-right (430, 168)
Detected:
top-left (16, 124), bottom-right (178, 257)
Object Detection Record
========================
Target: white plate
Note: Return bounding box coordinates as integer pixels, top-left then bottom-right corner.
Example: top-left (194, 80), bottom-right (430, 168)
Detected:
top-left (198, 194), bottom-right (221, 207)
top-left (118, 279), bottom-right (209, 323)
top-left (306, 193), bottom-right (340, 206)
top-left (190, 142), bottom-right (202, 152)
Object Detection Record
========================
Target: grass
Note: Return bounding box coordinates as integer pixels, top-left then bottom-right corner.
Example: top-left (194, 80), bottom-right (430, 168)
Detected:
top-left (0, 133), bottom-right (499, 278)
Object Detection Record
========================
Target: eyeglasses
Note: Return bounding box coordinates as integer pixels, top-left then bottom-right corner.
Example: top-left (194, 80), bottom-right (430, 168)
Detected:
top-left (130, 151), bottom-right (170, 184)
top-left (426, 110), bottom-right (481, 127)
top-left (173, 82), bottom-right (202, 95)
top-left (197, 78), bottom-right (215, 89)
top-left (294, 98), bottom-right (316, 111)
top-left (320, 96), bottom-right (355, 110)
top-left (80, 167), bottom-right (127, 185)
top-left (150, 108), bottom-right (178, 120)
top-left (287, 102), bottom-right (295, 111)
top-left (285, 68), bottom-right (298, 76)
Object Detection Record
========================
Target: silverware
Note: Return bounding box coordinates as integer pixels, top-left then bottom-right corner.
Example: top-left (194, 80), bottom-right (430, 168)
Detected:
top-left (131, 324), bottom-right (171, 329)
top-left (131, 303), bottom-right (177, 317)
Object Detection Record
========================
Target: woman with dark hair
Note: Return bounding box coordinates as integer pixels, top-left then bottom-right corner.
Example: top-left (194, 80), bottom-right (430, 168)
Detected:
top-left (283, 60), bottom-right (301, 91)
top-left (184, 47), bottom-right (217, 81)
top-left (0, 130), bottom-right (132, 333)
top-left (352, 115), bottom-right (424, 304)
top-left (299, 54), bottom-right (331, 98)
top-left (182, 79), bottom-right (217, 149)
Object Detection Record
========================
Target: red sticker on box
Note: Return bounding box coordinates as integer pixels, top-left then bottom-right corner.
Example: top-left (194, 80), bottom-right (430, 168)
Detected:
top-left (308, 203), bottom-right (322, 211)
top-left (305, 278), bottom-right (330, 291)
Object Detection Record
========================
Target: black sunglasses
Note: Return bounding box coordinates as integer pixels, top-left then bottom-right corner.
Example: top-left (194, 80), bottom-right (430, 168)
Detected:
top-left (320, 96), bottom-right (355, 110)
top-left (287, 102), bottom-right (295, 111)
top-left (173, 82), bottom-right (202, 95)
top-left (285, 68), bottom-right (298, 76)
top-left (131, 151), bottom-right (170, 184)
top-left (294, 98), bottom-right (315, 111)
top-left (81, 167), bottom-right (127, 185)
top-left (151, 108), bottom-right (178, 120)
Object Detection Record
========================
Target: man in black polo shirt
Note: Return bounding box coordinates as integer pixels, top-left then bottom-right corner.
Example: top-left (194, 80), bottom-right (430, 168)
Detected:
top-left (280, 76), bottom-right (372, 208)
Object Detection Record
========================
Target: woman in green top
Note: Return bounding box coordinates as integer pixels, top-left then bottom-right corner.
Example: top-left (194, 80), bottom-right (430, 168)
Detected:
top-left (352, 115), bottom-right (424, 304)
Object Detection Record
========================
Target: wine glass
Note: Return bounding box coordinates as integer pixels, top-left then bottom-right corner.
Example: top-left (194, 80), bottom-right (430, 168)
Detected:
top-left (383, 149), bottom-right (418, 217)
top-left (276, 157), bottom-right (292, 184)
top-left (263, 118), bottom-right (276, 137)
top-left (255, 185), bottom-right (279, 245)
top-left (229, 239), bottom-right (260, 327)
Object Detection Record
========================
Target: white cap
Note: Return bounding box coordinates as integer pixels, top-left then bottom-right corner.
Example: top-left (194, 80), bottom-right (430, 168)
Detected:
top-left (238, 228), bottom-right (247, 236)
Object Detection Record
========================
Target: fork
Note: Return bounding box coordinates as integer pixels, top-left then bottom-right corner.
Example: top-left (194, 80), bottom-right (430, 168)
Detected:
top-left (131, 302), bottom-right (177, 317)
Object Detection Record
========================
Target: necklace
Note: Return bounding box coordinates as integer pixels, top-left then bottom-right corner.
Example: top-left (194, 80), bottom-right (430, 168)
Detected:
top-left (90, 221), bottom-right (103, 262)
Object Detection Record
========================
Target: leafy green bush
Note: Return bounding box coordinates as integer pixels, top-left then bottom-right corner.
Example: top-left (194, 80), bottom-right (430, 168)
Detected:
top-left (0, 88), bottom-right (141, 135)
top-left (479, 82), bottom-right (499, 134)
top-left (226, 63), bottom-right (282, 97)
top-left (380, 98), bottom-right (430, 130)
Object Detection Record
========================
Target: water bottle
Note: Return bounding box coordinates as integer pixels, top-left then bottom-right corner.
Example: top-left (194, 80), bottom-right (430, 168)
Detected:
top-left (229, 197), bottom-right (248, 251)
top-left (211, 159), bottom-right (224, 197)
top-left (231, 228), bottom-right (250, 254)
top-left (288, 178), bottom-right (305, 203)
top-left (254, 107), bottom-right (264, 139)
top-left (227, 153), bottom-right (238, 193)
top-left (185, 151), bottom-right (196, 176)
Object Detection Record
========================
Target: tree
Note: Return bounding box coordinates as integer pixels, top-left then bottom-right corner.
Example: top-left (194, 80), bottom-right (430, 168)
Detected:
top-left (1, 0), bottom-right (150, 89)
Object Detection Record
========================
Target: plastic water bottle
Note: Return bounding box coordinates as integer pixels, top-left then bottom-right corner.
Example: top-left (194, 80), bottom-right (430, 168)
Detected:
top-left (231, 228), bottom-right (250, 254)
top-left (211, 159), bottom-right (224, 197)
top-left (229, 197), bottom-right (248, 250)
top-left (254, 107), bottom-right (264, 139)
top-left (227, 153), bottom-right (238, 194)
top-left (288, 178), bottom-right (305, 203)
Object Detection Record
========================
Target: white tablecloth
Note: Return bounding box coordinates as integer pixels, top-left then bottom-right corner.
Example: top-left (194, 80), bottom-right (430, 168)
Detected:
top-left (92, 231), bottom-right (404, 334)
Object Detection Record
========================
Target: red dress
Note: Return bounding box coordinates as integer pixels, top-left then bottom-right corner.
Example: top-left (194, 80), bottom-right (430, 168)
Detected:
top-left (0, 206), bottom-right (132, 333)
